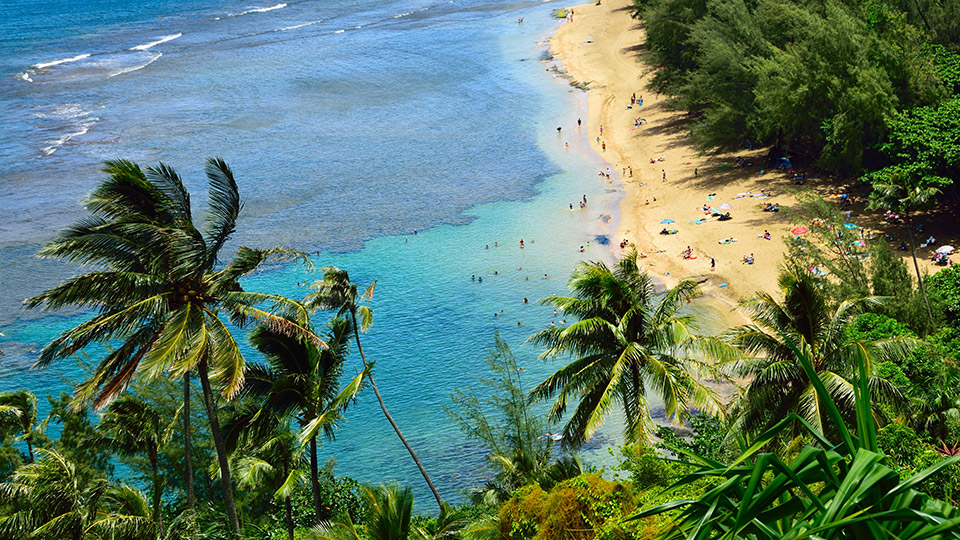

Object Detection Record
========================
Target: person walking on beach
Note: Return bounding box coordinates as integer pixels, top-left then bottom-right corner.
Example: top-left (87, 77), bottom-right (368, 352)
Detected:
top-left (628, 166), bottom-right (633, 177)
top-left (662, 169), bottom-right (666, 182)
top-left (577, 118), bottom-right (581, 127)
top-left (711, 257), bottom-right (715, 271)
top-left (602, 141), bottom-right (606, 152)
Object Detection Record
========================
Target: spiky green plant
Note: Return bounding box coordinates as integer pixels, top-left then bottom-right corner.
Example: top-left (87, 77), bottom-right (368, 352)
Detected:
top-left (632, 331), bottom-right (960, 539)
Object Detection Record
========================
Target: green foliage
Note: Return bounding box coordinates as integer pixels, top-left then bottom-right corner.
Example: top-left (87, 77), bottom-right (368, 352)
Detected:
top-left (130, 376), bottom-right (218, 512)
top-left (928, 264), bottom-right (960, 325)
top-left (614, 445), bottom-right (688, 491)
top-left (725, 263), bottom-right (912, 443)
top-left (634, 0), bottom-right (949, 172)
top-left (878, 423), bottom-right (927, 468)
top-left (929, 44), bottom-right (960, 94)
top-left (846, 313), bottom-right (916, 342)
top-left (654, 414), bottom-right (729, 463)
top-left (497, 474), bottom-right (641, 540)
top-left (445, 334), bottom-right (561, 504)
top-left (634, 320), bottom-right (960, 538)
top-left (251, 465), bottom-right (365, 540)
top-left (41, 392), bottom-right (113, 482)
top-left (0, 448), bottom-right (157, 539)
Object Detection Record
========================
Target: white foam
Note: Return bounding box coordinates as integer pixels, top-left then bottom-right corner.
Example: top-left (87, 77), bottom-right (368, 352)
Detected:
top-left (34, 53), bottom-right (91, 70)
top-left (38, 105), bottom-right (99, 156)
top-left (107, 52), bottom-right (162, 78)
top-left (34, 104), bottom-right (92, 120)
top-left (42, 121), bottom-right (95, 156)
top-left (18, 72), bottom-right (33, 83)
top-left (130, 33), bottom-right (182, 51)
top-left (276, 19), bottom-right (322, 31)
top-left (334, 29), bottom-right (345, 33)
top-left (232, 3), bottom-right (287, 16)
top-left (393, 11), bottom-right (413, 18)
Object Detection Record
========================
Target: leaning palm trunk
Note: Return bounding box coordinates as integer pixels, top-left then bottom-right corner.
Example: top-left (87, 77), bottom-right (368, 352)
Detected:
top-left (184, 372), bottom-right (195, 512)
top-left (198, 359), bottom-right (241, 536)
top-left (350, 308), bottom-right (444, 510)
top-left (905, 215), bottom-right (935, 324)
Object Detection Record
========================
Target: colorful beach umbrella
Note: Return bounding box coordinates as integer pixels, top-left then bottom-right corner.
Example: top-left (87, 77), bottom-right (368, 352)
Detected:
top-left (791, 226), bottom-right (809, 235)
top-left (851, 240), bottom-right (866, 247)
top-left (660, 219), bottom-right (675, 224)
top-left (936, 245), bottom-right (955, 254)
top-left (719, 203), bottom-right (732, 209)
top-left (844, 223), bottom-right (858, 229)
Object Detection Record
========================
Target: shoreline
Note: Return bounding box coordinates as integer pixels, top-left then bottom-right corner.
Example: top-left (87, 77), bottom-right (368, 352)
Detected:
top-left (549, 0), bottom-right (796, 315)
top-left (548, 0), bottom-right (960, 313)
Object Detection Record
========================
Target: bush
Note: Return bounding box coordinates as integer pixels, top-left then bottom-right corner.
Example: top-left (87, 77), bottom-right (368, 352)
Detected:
top-left (497, 474), bottom-right (641, 540)
top-left (845, 313), bottom-right (915, 342)
top-left (927, 265), bottom-right (960, 325)
top-left (878, 424), bottom-right (927, 469)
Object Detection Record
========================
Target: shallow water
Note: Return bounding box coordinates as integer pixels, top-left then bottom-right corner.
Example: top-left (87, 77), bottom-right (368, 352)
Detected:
top-left (0, 0), bottom-right (729, 507)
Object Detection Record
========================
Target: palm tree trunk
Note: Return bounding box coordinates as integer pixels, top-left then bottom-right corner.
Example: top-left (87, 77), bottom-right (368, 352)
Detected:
top-left (905, 219), bottom-right (935, 324)
top-left (350, 310), bottom-right (444, 510)
top-left (184, 372), bottom-right (195, 512)
top-left (150, 452), bottom-right (164, 536)
top-left (285, 495), bottom-right (294, 540)
top-left (25, 437), bottom-right (33, 463)
top-left (310, 436), bottom-right (323, 523)
top-left (197, 359), bottom-right (242, 537)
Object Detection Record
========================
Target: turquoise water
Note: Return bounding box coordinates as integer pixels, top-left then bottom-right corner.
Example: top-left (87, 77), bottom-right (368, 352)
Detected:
top-left (0, 0), bottom-right (650, 506)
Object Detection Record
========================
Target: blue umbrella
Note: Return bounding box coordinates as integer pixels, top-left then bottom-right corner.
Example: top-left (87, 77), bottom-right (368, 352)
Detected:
top-left (844, 223), bottom-right (858, 229)
top-left (660, 219), bottom-right (675, 224)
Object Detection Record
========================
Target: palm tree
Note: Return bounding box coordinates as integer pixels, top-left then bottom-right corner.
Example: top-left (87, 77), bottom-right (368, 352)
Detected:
top-left (98, 395), bottom-right (170, 536)
top-left (528, 249), bottom-right (733, 447)
top-left (0, 390), bottom-right (38, 462)
top-left (0, 448), bottom-right (157, 540)
top-left (305, 267), bottom-right (443, 510)
top-left (867, 168), bottom-right (941, 324)
top-left (25, 158), bottom-right (316, 536)
top-left (244, 314), bottom-right (368, 524)
top-left (725, 263), bottom-right (913, 442)
top-left (233, 427), bottom-right (309, 540)
top-left (310, 484), bottom-right (464, 540)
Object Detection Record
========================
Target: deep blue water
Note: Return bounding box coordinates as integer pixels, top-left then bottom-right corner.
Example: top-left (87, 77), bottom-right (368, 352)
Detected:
top-left (0, 0), bottom-right (666, 508)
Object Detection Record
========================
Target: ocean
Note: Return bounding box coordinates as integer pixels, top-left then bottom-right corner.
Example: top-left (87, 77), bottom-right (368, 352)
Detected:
top-left (0, 0), bottom-right (712, 508)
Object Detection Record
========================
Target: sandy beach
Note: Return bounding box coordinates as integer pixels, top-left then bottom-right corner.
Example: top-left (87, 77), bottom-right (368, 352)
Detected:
top-left (550, 0), bottom-right (807, 305)
top-left (550, 0), bottom-right (960, 312)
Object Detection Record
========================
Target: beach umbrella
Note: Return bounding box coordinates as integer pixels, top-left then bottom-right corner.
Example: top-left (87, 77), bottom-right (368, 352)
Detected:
top-left (660, 219), bottom-right (675, 224)
top-left (719, 203), bottom-right (732, 209)
top-left (851, 240), bottom-right (866, 247)
top-left (936, 245), bottom-right (955, 254)
top-left (844, 223), bottom-right (858, 229)
top-left (791, 226), bottom-right (808, 235)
